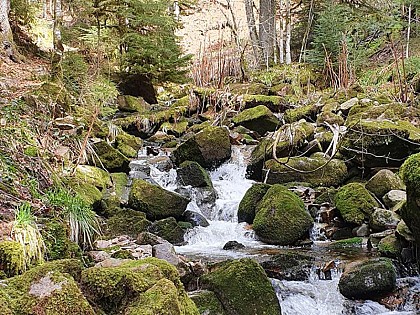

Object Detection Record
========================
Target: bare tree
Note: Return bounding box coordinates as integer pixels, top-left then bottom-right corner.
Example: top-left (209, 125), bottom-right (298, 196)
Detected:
top-left (51, 0), bottom-right (63, 78)
top-left (259, 0), bottom-right (276, 67)
top-left (285, 0), bottom-right (291, 64)
top-left (0, 0), bottom-right (18, 61)
top-left (244, 0), bottom-right (263, 67)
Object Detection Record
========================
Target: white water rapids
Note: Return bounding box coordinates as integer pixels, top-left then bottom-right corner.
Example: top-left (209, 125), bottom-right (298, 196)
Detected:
top-left (137, 145), bottom-right (420, 315)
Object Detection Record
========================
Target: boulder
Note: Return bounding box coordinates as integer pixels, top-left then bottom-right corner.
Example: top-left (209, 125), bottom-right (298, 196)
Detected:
top-left (260, 252), bottom-right (314, 281)
top-left (232, 105), bottom-right (279, 136)
top-left (338, 258), bottom-right (396, 300)
top-left (136, 232), bottom-right (168, 246)
top-left (253, 185), bottom-right (313, 245)
top-left (264, 153), bottom-right (348, 187)
top-left (237, 183), bottom-right (271, 224)
top-left (240, 94), bottom-right (286, 112)
top-left (152, 242), bottom-right (180, 266)
top-left (399, 153), bottom-right (420, 245)
top-left (172, 126), bottom-right (231, 168)
top-left (182, 210), bottom-right (209, 227)
top-left (128, 179), bottom-right (189, 220)
top-left (117, 95), bottom-right (151, 113)
top-left (201, 258), bottom-right (281, 315)
top-left (190, 290), bottom-right (226, 315)
top-left (90, 140), bottom-right (130, 173)
top-left (383, 190), bottom-right (406, 209)
top-left (106, 208), bottom-right (151, 238)
top-left (370, 208), bottom-right (400, 231)
top-left (283, 104), bottom-right (318, 123)
top-left (115, 131), bottom-right (143, 158)
top-left (365, 169), bottom-right (405, 199)
top-left (335, 183), bottom-right (379, 225)
top-left (74, 165), bottom-right (111, 190)
top-left (148, 217), bottom-right (185, 245)
top-left (177, 161), bottom-right (213, 188)
top-left (396, 220), bottom-right (415, 242)
top-left (222, 241), bottom-right (245, 250)
top-left (378, 234), bottom-right (402, 258)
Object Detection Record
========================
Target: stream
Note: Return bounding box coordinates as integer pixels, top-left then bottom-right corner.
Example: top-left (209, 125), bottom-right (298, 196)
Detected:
top-left (133, 145), bottom-right (420, 315)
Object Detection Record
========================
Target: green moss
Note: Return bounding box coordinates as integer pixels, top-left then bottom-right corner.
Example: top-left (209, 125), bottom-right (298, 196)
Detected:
top-left (74, 165), bottom-right (111, 190)
top-left (330, 237), bottom-right (363, 249)
top-left (232, 105), bottom-right (279, 135)
top-left (253, 185), bottom-right (313, 245)
top-left (178, 161), bottom-right (213, 188)
top-left (116, 131), bottom-right (142, 158)
top-left (106, 208), bottom-right (151, 238)
top-left (90, 141), bottom-right (130, 173)
top-left (66, 178), bottom-right (102, 208)
top-left (400, 153), bottom-right (420, 193)
top-left (149, 217), bottom-right (185, 245)
top-left (0, 241), bottom-right (25, 277)
top-left (111, 250), bottom-right (134, 260)
top-left (201, 258), bottom-right (280, 315)
top-left (378, 234), bottom-right (401, 258)
top-left (161, 121), bottom-right (189, 137)
top-left (241, 94), bottom-right (285, 112)
top-left (335, 183), bottom-right (379, 225)
top-left (190, 290), bottom-right (226, 315)
top-left (23, 146), bottom-right (38, 157)
top-left (118, 95), bottom-right (151, 113)
top-left (237, 183), bottom-right (271, 224)
top-left (284, 104), bottom-right (317, 123)
top-left (365, 169), bottom-right (405, 198)
top-left (316, 110), bottom-right (345, 126)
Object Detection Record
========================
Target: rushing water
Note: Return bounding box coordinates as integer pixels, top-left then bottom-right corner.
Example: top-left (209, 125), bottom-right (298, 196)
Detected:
top-left (137, 145), bottom-right (420, 314)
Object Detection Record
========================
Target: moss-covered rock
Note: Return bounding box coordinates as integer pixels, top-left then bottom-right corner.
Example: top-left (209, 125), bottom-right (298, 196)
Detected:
top-left (284, 104), bottom-right (318, 123)
top-left (260, 252), bottom-right (314, 281)
top-left (338, 258), bottom-right (396, 300)
top-left (74, 165), bottom-right (111, 190)
top-left (399, 153), bottom-right (420, 245)
top-left (241, 94), bottom-right (286, 113)
top-left (172, 126), bottom-right (231, 169)
top-left (148, 217), bottom-right (185, 245)
top-left (100, 172), bottom-right (129, 215)
top-left (0, 241), bottom-right (25, 277)
top-left (316, 110), bottom-right (345, 126)
top-left (201, 258), bottom-right (281, 315)
top-left (335, 183), bottom-right (379, 225)
top-left (90, 140), bottom-right (130, 173)
top-left (378, 234), bottom-right (402, 258)
top-left (329, 237), bottom-right (363, 249)
top-left (232, 105), bottom-right (279, 136)
top-left (106, 208), bottom-right (151, 238)
top-left (161, 121), bottom-right (189, 137)
top-left (365, 169), bottom-right (405, 199)
top-left (81, 257), bottom-right (199, 315)
top-left (66, 178), bottom-right (103, 208)
top-left (190, 290), bottom-right (226, 315)
top-left (253, 185), bottom-right (313, 245)
top-left (370, 208), bottom-right (400, 231)
top-left (117, 95), bottom-right (151, 113)
top-left (237, 183), bottom-right (271, 224)
top-left (115, 131), bottom-right (143, 158)
top-left (177, 161), bottom-right (213, 188)
top-left (264, 153), bottom-right (348, 187)
top-left (128, 179), bottom-right (189, 221)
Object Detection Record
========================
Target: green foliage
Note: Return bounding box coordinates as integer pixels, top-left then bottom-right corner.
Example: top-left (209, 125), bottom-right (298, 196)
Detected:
top-left (62, 52), bottom-right (89, 95)
top-left (10, 0), bottom-right (40, 26)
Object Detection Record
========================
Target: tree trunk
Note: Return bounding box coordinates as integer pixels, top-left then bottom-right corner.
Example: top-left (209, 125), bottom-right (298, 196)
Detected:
top-left (0, 0), bottom-right (17, 60)
top-left (285, 0), bottom-right (291, 64)
top-left (244, 0), bottom-right (263, 67)
top-left (406, 4), bottom-right (412, 59)
top-left (278, 0), bottom-right (284, 64)
top-left (259, 0), bottom-right (275, 67)
top-left (52, 0), bottom-right (63, 78)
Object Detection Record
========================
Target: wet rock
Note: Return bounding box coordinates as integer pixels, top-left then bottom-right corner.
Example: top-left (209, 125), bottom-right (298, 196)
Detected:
top-left (365, 169), bottom-right (405, 199)
top-left (238, 183), bottom-right (271, 224)
top-left (253, 185), bottom-right (313, 245)
top-left (378, 234), bottom-right (402, 258)
top-left (172, 126), bottom-right (231, 168)
top-left (340, 97), bottom-right (359, 113)
top-left (232, 105), bottom-right (279, 136)
top-left (222, 241), bottom-right (245, 250)
top-left (260, 252), bottom-right (314, 281)
top-left (354, 223), bottom-right (370, 237)
top-left (88, 251), bottom-right (111, 263)
top-left (177, 160), bottom-right (213, 188)
top-left (148, 217), bottom-right (185, 245)
top-left (182, 210), bottom-right (209, 227)
top-left (370, 208), bottom-right (400, 231)
top-left (383, 190), bottom-right (406, 209)
top-left (136, 232), bottom-right (168, 246)
top-left (152, 242), bottom-right (180, 265)
top-left (201, 258), bottom-right (281, 315)
top-left (338, 258), bottom-right (396, 300)
top-left (396, 220), bottom-right (415, 242)
top-left (331, 227), bottom-right (354, 240)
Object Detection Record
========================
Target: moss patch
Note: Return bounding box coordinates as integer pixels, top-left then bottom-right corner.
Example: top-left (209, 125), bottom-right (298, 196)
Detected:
top-left (237, 183), bottom-right (271, 224)
top-left (232, 105), bottom-right (279, 136)
top-left (0, 241), bottom-right (25, 277)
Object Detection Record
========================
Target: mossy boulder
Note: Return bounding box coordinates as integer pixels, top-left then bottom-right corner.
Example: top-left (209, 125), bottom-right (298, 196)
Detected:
top-left (148, 217), bottom-right (185, 245)
top-left (370, 208), bottom-right (400, 231)
top-left (106, 207), bottom-right (151, 238)
top-left (65, 178), bottom-right (102, 208)
top-left (335, 183), bottom-right (379, 225)
top-left (232, 105), bottom-right (279, 136)
top-left (260, 252), bottom-right (314, 281)
top-left (90, 140), bottom-right (130, 173)
top-left (241, 94), bottom-right (287, 113)
top-left (115, 131), bottom-right (143, 158)
top-left (177, 161), bottom-right (213, 188)
top-left (283, 104), bottom-right (318, 123)
top-left (161, 121), bottom-right (189, 137)
top-left (399, 153), bottom-right (420, 245)
top-left (253, 185), bottom-right (313, 245)
top-left (365, 169), bottom-right (405, 199)
top-left (172, 126), bottom-right (231, 168)
top-left (190, 290), bottom-right (226, 315)
top-left (237, 183), bottom-right (271, 224)
top-left (378, 234), bottom-right (402, 258)
top-left (74, 165), bottom-right (111, 190)
top-left (338, 258), bottom-right (396, 300)
top-left (117, 95), bottom-right (151, 113)
top-left (81, 257), bottom-right (199, 315)
top-left (128, 179), bottom-right (189, 221)
top-left (0, 241), bottom-right (25, 277)
top-left (201, 258), bottom-right (281, 315)
top-left (264, 153), bottom-right (348, 187)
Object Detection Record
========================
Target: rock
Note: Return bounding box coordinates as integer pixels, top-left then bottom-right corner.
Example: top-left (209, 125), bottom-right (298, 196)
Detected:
top-left (261, 252), bottom-right (314, 281)
top-left (115, 131), bottom-right (143, 158)
top-left (172, 126), bottom-right (231, 168)
top-left (190, 290), bottom-right (226, 315)
top-left (182, 210), bottom-right (209, 227)
top-left (354, 223), bottom-right (370, 237)
top-left (136, 232), bottom-right (168, 246)
top-left (177, 161), bottom-right (213, 188)
top-left (201, 258), bottom-right (281, 315)
top-left (74, 165), bottom-right (111, 189)
top-left (338, 258), bottom-right (396, 300)
top-left (81, 257), bottom-right (198, 314)
top-left (335, 183), bottom-right (379, 225)
top-left (399, 153), bottom-right (420, 245)
top-left (232, 105), bottom-right (279, 136)
top-left (264, 153), bottom-right (348, 187)
top-left (128, 179), bottom-right (189, 220)
top-left (331, 227), bottom-right (354, 240)
top-left (237, 183), bottom-right (271, 224)
top-left (95, 258), bottom-right (127, 268)
top-left (365, 169), bottom-right (405, 199)
top-left (90, 140), bottom-right (130, 172)
top-left (383, 190), bottom-right (406, 209)
top-left (340, 97), bottom-right (359, 113)
top-left (106, 208), bottom-right (151, 238)
top-left (378, 234), bottom-right (402, 258)
top-left (87, 251), bottom-right (111, 263)
top-left (148, 217), bottom-right (185, 245)
top-left (65, 177), bottom-right (102, 208)
top-left (396, 220), bottom-right (415, 242)
top-left (253, 185), bottom-right (313, 245)
top-left (0, 241), bottom-right (24, 277)
top-left (222, 241), bottom-right (245, 250)
top-left (131, 245), bottom-right (153, 259)
top-left (117, 95), bottom-right (151, 113)
top-left (284, 104), bottom-right (318, 123)
top-left (161, 120), bottom-right (189, 137)
top-left (240, 94), bottom-right (286, 112)
top-left (370, 208), bottom-right (400, 231)
top-left (152, 243), bottom-right (180, 265)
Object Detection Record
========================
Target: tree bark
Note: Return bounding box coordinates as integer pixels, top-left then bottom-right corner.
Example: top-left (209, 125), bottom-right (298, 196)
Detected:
top-left (259, 0), bottom-right (275, 67)
top-left (52, 0), bottom-right (63, 78)
top-left (0, 0), bottom-right (17, 60)
top-left (278, 0), bottom-right (284, 64)
top-left (244, 0), bottom-right (263, 67)
top-left (285, 0), bottom-right (291, 64)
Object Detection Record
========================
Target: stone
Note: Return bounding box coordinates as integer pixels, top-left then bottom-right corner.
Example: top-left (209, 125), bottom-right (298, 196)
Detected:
top-left (378, 234), bottom-right (402, 258)
top-left (370, 208), bottom-right (400, 231)
top-left (90, 140), bottom-right (130, 173)
top-left (177, 161), bottom-right (213, 188)
top-left (74, 165), bottom-right (112, 189)
top-left (128, 179), bottom-right (189, 220)
top-left (261, 252), bottom-right (314, 281)
top-left (383, 190), bottom-right (406, 209)
top-left (182, 210), bottom-right (209, 227)
top-left (237, 183), bottom-right (271, 224)
top-left (87, 251), bottom-right (111, 263)
top-left (335, 183), bottom-right (379, 225)
top-left (115, 131), bottom-right (143, 158)
top-left (340, 97), bottom-right (359, 112)
top-left (338, 258), bottom-right (396, 300)
top-left (201, 258), bottom-right (281, 315)
top-left (354, 224), bottom-right (370, 237)
top-left (365, 169), bottom-right (405, 199)
top-left (152, 243), bottom-right (180, 265)
top-left (136, 232), bottom-right (168, 246)
top-left (106, 208), bottom-right (151, 238)
top-left (396, 220), bottom-right (415, 242)
top-left (171, 126), bottom-right (232, 168)
top-left (232, 105), bottom-right (279, 136)
top-left (222, 241), bottom-right (245, 250)
top-left (148, 217), bottom-right (185, 245)
top-left (131, 245), bottom-right (153, 259)
top-left (190, 290), bottom-right (226, 315)
top-left (284, 104), bottom-right (318, 123)
top-left (117, 95), bottom-right (151, 113)
top-left (253, 185), bottom-right (313, 245)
